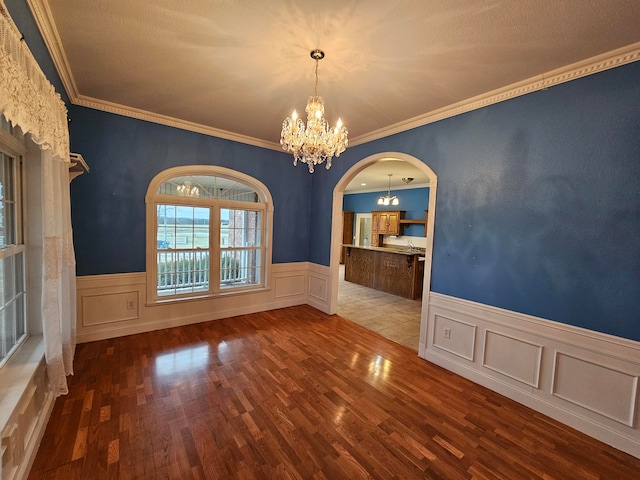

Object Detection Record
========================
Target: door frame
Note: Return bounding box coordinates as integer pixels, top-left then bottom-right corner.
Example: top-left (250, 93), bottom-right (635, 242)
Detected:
top-left (329, 151), bottom-right (438, 358)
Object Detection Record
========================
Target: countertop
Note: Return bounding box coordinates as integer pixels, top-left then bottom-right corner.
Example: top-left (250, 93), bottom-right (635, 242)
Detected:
top-left (342, 244), bottom-right (425, 256)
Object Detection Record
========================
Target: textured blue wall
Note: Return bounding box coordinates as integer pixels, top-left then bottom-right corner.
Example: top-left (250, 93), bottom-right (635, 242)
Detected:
top-left (7, 0), bottom-right (640, 340)
top-left (343, 188), bottom-right (430, 237)
top-left (309, 62), bottom-right (640, 341)
top-left (68, 106), bottom-right (311, 275)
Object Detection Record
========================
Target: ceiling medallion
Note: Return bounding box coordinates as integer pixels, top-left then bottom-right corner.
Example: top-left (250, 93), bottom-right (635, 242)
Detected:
top-left (280, 49), bottom-right (348, 173)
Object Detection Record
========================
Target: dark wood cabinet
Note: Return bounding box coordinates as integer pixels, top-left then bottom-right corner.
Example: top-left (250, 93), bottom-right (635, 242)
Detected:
top-left (372, 210), bottom-right (404, 235)
top-left (371, 210), bottom-right (404, 246)
top-left (344, 246), bottom-right (424, 300)
top-left (340, 211), bottom-right (354, 264)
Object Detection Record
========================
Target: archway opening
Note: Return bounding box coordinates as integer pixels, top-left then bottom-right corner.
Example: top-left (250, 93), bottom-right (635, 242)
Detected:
top-left (329, 152), bottom-right (438, 357)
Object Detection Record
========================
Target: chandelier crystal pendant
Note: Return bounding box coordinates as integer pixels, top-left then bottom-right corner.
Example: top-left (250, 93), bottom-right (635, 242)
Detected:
top-left (377, 174), bottom-right (399, 206)
top-left (280, 49), bottom-right (348, 173)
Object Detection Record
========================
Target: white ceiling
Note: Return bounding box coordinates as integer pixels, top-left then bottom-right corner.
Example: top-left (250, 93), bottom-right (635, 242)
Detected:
top-left (29, 0), bottom-right (640, 190)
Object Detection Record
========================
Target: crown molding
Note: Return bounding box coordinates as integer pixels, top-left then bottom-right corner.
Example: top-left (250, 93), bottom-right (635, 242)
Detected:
top-left (26, 0), bottom-right (79, 100)
top-left (349, 42), bottom-right (640, 147)
top-left (26, 1), bottom-right (640, 151)
top-left (73, 95), bottom-right (282, 151)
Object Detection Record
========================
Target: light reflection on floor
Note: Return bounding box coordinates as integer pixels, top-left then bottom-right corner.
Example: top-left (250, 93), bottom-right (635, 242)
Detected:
top-left (155, 343), bottom-right (210, 376)
top-left (368, 354), bottom-right (391, 382)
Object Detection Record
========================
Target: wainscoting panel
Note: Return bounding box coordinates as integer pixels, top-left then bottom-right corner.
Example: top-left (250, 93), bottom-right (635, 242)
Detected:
top-left (274, 274), bottom-right (306, 299)
top-left (483, 330), bottom-right (542, 388)
top-left (422, 292), bottom-right (640, 459)
top-left (76, 262), bottom-right (327, 343)
top-left (432, 314), bottom-right (476, 361)
top-left (552, 351), bottom-right (638, 427)
top-left (81, 290), bottom-right (140, 326)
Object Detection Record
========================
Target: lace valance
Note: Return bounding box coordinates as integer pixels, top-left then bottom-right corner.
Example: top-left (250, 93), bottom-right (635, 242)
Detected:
top-left (0, 5), bottom-right (69, 162)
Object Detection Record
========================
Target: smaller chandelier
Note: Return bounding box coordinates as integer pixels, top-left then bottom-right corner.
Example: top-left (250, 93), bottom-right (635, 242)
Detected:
top-left (378, 174), bottom-right (399, 206)
top-left (176, 180), bottom-right (200, 197)
top-left (281, 49), bottom-right (348, 173)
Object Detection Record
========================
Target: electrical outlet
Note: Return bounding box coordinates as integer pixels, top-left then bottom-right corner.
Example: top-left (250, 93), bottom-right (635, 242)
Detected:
top-left (443, 327), bottom-right (451, 339)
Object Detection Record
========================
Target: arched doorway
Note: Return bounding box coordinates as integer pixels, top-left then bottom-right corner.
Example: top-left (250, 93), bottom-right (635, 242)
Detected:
top-left (329, 152), bottom-right (437, 357)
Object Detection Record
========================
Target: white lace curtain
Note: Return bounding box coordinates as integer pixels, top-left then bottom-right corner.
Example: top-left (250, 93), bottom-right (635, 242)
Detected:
top-left (1, 6), bottom-right (75, 396)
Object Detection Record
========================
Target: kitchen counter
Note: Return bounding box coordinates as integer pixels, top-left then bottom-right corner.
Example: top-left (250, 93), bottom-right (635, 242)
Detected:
top-left (342, 244), bottom-right (424, 256)
top-left (342, 244), bottom-right (424, 299)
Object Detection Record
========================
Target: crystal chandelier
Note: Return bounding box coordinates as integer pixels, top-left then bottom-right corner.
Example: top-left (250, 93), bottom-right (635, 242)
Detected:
top-left (176, 180), bottom-right (199, 197)
top-left (378, 174), bottom-right (399, 206)
top-left (280, 49), bottom-right (348, 173)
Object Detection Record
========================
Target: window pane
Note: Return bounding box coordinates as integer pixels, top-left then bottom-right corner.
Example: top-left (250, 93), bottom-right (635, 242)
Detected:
top-left (157, 205), bottom-right (209, 250)
top-left (220, 248), bottom-right (261, 289)
top-left (0, 152), bottom-right (16, 248)
top-left (158, 175), bottom-right (261, 203)
top-left (157, 249), bottom-right (210, 297)
top-left (156, 205), bottom-right (210, 297)
top-left (222, 209), bottom-right (262, 248)
top-left (0, 251), bottom-right (26, 361)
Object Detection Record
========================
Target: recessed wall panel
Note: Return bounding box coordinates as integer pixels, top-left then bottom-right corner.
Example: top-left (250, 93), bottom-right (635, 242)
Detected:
top-left (274, 274), bottom-right (305, 298)
top-left (82, 291), bottom-right (139, 326)
top-left (552, 352), bottom-right (638, 427)
top-left (308, 274), bottom-right (328, 302)
top-left (483, 330), bottom-right (542, 388)
top-left (432, 314), bottom-right (476, 361)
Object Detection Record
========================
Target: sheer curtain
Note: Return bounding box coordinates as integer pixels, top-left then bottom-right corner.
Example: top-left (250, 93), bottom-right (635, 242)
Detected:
top-left (41, 150), bottom-right (76, 395)
top-left (1, 6), bottom-right (75, 395)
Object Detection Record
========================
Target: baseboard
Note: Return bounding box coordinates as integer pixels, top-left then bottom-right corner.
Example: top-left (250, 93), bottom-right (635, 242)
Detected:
top-left (422, 292), bottom-right (640, 458)
top-left (76, 262), bottom-right (331, 343)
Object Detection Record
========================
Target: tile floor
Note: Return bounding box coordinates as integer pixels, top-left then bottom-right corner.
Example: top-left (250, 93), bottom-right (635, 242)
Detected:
top-left (337, 265), bottom-right (422, 350)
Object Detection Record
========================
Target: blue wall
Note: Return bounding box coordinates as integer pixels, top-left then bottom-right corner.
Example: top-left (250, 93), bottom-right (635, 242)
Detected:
top-left (343, 188), bottom-right (430, 238)
top-left (67, 106), bottom-right (312, 275)
top-left (7, 0), bottom-right (640, 341)
top-left (308, 61), bottom-right (640, 341)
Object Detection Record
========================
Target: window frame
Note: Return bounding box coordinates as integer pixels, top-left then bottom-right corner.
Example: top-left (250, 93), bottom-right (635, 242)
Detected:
top-left (145, 166), bottom-right (273, 304)
top-left (0, 124), bottom-right (27, 367)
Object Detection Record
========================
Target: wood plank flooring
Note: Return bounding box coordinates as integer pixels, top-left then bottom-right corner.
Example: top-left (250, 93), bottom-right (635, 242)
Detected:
top-left (28, 305), bottom-right (639, 479)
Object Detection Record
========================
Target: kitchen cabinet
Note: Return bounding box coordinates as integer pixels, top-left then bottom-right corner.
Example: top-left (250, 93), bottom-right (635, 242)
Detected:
top-left (372, 210), bottom-right (404, 235)
top-left (343, 245), bottom-right (424, 299)
top-left (340, 211), bottom-right (354, 264)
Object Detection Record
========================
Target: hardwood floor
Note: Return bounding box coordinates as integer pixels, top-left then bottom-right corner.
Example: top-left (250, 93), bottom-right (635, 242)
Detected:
top-left (28, 306), bottom-right (639, 479)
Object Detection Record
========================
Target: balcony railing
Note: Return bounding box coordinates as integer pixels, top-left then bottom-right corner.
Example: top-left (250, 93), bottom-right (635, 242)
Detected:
top-left (157, 249), bottom-right (258, 295)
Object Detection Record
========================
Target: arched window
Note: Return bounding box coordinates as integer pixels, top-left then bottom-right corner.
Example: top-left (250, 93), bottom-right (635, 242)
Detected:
top-left (146, 166), bottom-right (272, 303)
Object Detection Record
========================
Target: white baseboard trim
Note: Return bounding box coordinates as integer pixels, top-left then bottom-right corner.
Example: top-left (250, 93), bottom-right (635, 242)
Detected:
top-left (76, 262), bottom-right (332, 343)
top-left (422, 292), bottom-right (640, 459)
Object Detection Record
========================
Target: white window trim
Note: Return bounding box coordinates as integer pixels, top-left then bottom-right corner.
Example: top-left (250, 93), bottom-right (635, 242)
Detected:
top-left (0, 127), bottom-right (28, 368)
top-left (145, 165), bottom-right (274, 305)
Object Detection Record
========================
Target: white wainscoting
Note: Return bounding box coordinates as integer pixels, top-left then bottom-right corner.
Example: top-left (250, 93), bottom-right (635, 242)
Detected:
top-left (76, 262), bottom-right (332, 343)
top-left (420, 292), bottom-right (640, 458)
top-left (0, 338), bottom-right (55, 480)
